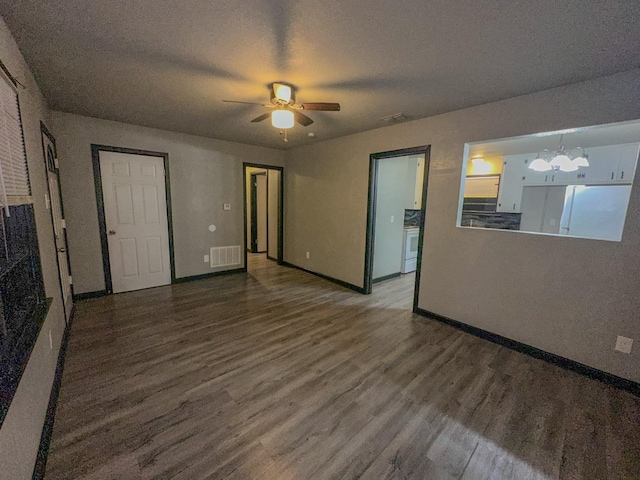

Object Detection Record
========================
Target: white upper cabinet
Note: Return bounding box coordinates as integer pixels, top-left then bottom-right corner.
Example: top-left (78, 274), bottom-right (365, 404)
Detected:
top-left (617, 144), bottom-right (639, 183)
top-left (496, 143), bottom-right (638, 216)
top-left (497, 154), bottom-right (528, 212)
top-left (577, 145), bottom-right (620, 184)
top-left (524, 144), bottom-right (638, 186)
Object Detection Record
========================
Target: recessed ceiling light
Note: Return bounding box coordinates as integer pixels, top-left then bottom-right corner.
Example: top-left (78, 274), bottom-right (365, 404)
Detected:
top-left (308, 132), bottom-right (315, 137)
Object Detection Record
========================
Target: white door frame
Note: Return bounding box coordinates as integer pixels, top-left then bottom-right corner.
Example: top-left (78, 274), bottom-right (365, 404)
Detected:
top-left (91, 145), bottom-right (175, 294)
top-left (41, 122), bottom-right (73, 321)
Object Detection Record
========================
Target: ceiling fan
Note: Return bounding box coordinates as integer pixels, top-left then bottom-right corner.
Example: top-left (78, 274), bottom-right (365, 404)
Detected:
top-left (223, 82), bottom-right (340, 130)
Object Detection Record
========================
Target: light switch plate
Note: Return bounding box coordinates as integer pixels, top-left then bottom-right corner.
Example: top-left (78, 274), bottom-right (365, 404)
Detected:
top-left (223, 203), bottom-right (231, 210)
top-left (204, 254), bottom-right (210, 263)
top-left (615, 336), bottom-right (633, 354)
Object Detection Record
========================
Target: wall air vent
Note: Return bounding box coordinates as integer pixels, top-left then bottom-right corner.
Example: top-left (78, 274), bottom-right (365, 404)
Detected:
top-left (381, 112), bottom-right (408, 123)
top-left (210, 246), bottom-right (241, 267)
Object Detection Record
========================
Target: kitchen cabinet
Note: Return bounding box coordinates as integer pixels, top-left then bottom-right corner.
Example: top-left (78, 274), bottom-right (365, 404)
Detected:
top-left (617, 144), bottom-right (639, 183)
top-left (524, 144), bottom-right (639, 186)
top-left (413, 157), bottom-right (425, 208)
top-left (497, 154), bottom-right (528, 212)
top-left (524, 166), bottom-right (569, 186)
top-left (568, 144), bottom-right (637, 185)
top-left (474, 143), bottom-right (638, 216)
top-left (577, 145), bottom-right (620, 184)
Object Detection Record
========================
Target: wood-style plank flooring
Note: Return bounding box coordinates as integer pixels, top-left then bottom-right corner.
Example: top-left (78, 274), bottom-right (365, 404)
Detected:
top-left (46, 254), bottom-right (640, 479)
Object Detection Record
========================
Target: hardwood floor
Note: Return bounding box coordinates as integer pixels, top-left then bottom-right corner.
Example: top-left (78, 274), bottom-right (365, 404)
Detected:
top-left (46, 255), bottom-right (640, 479)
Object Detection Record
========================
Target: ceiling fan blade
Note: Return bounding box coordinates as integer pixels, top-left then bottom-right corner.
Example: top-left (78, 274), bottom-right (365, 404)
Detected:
top-left (294, 111), bottom-right (314, 127)
top-left (301, 102), bottom-right (341, 111)
top-left (223, 100), bottom-right (273, 107)
top-left (251, 113), bottom-right (271, 123)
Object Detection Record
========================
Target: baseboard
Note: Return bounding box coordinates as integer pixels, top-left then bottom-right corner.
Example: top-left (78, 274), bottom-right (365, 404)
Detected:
top-left (32, 305), bottom-right (76, 480)
top-left (173, 267), bottom-right (246, 284)
top-left (373, 272), bottom-right (402, 284)
top-left (266, 255), bottom-right (278, 262)
top-left (282, 261), bottom-right (366, 294)
top-left (72, 290), bottom-right (107, 301)
top-left (414, 307), bottom-right (640, 397)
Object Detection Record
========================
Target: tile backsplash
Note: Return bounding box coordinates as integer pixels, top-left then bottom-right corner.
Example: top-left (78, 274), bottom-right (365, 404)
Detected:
top-left (404, 209), bottom-right (422, 227)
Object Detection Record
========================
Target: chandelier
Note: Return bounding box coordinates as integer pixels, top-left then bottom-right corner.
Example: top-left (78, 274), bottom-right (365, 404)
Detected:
top-left (528, 135), bottom-right (590, 172)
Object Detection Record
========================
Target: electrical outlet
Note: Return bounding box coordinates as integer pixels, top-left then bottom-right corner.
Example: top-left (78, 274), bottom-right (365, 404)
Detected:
top-left (305, 251), bottom-right (310, 260)
top-left (615, 336), bottom-right (633, 354)
top-left (223, 203), bottom-right (231, 210)
top-left (204, 255), bottom-right (210, 263)
top-left (48, 330), bottom-right (53, 350)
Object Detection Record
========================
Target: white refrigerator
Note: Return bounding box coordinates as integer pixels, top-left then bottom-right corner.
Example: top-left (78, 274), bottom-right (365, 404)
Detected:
top-left (559, 185), bottom-right (632, 241)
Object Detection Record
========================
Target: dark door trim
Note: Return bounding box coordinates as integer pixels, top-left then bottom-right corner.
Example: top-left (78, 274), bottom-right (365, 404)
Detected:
top-left (40, 122), bottom-right (73, 319)
top-left (243, 163), bottom-right (284, 269)
top-left (91, 144), bottom-right (175, 294)
top-left (249, 172), bottom-right (266, 253)
top-left (364, 145), bottom-right (431, 306)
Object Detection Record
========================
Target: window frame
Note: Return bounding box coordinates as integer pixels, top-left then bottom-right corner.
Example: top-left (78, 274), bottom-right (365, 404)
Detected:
top-left (0, 60), bottom-right (50, 428)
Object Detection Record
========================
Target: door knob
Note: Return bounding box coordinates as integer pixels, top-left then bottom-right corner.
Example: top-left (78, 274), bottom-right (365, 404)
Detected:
top-left (108, 230), bottom-right (116, 235)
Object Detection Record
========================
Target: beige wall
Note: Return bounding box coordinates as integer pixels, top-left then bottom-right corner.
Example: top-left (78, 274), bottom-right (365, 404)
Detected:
top-left (50, 113), bottom-right (285, 294)
top-left (285, 68), bottom-right (640, 382)
top-left (0, 18), bottom-right (66, 479)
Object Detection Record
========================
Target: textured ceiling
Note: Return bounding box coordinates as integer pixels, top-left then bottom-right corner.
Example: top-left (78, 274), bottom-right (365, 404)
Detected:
top-left (2, 0), bottom-right (640, 149)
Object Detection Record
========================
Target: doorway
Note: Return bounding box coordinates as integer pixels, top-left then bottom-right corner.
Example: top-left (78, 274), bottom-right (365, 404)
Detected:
top-left (92, 145), bottom-right (175, 294)
top-left (243, 163), bottom-right (284, 270)
top-left (41, 123), bottom-right (73, 322)
top-left (364, 146), bottom-right (431, 309)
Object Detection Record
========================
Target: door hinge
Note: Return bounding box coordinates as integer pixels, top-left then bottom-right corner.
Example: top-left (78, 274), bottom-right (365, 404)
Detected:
top-left (68, 275), bottom-right (73, 285)
top-left (61, 219), bottom-right (66, 229)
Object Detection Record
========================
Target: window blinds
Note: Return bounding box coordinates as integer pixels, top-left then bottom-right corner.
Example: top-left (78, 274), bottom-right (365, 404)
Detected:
top-left (0, 70), bottom-right (30, 212)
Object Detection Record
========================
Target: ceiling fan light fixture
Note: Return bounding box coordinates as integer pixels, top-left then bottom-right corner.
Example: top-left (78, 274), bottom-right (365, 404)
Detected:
top-left (573, 154), bottom-right (589, 167)
top-left (561, 161), bottom-right (580, 172)
top-left (272, 109), bottom-right (294, 129)
top-left (273, 83), bottom-right (292, 103)
top-left (550, 153), bottom-right (572, 170)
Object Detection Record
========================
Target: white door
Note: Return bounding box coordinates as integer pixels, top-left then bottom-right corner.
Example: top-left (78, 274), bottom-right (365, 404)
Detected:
top-left (99, 151), bottom-right (171, 293)
top-left (42, 131), bottom-right (73, 321)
